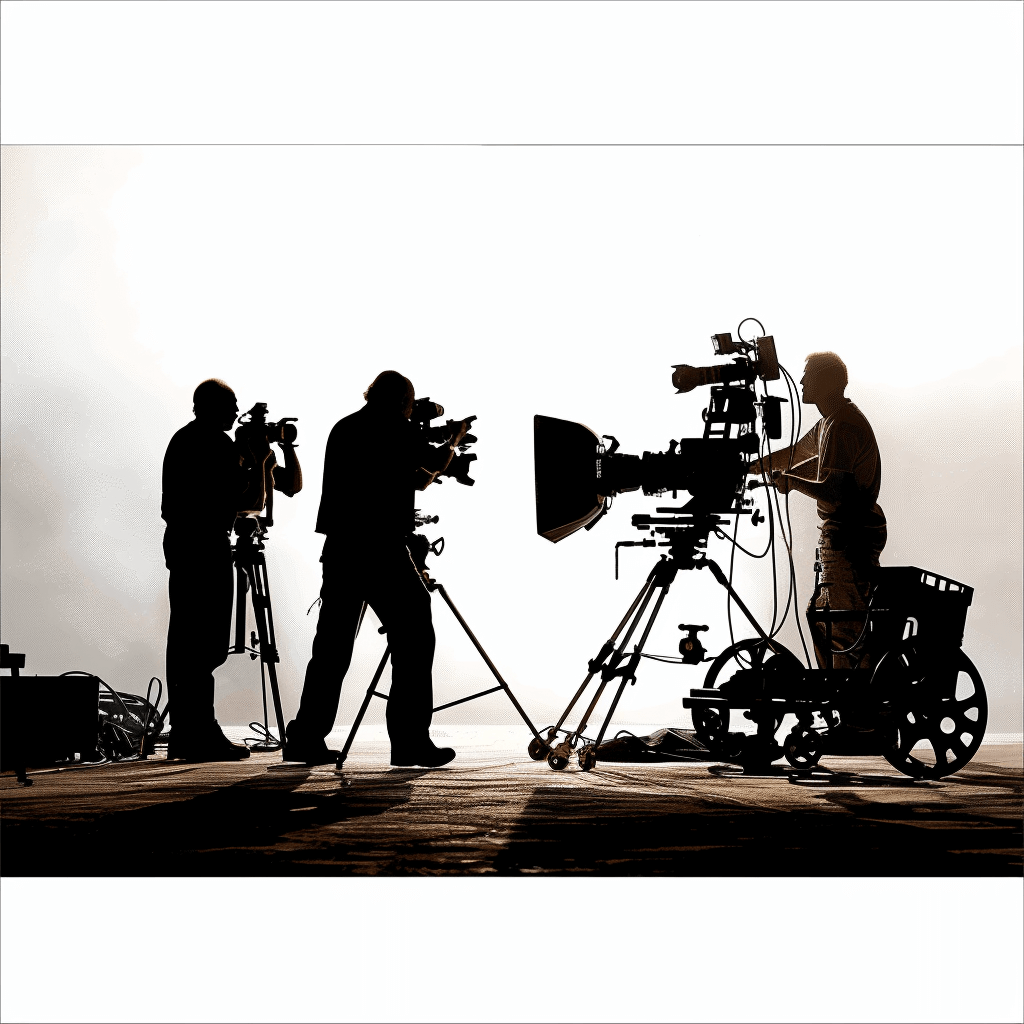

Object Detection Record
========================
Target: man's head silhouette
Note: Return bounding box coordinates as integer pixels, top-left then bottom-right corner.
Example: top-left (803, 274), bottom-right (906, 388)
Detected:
top-left (364, 371), bottom-right (415, 418)
top-left (801, 352), bottom-right (847, 410)
top-left (193, 378), bottom-right (239, 431)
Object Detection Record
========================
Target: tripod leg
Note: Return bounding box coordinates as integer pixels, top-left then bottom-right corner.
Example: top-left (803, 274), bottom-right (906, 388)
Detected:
top-left (704, 559), bottom-right (771, 642)
top-left (590, 582), bottom-right (672, 755)
top-left (554, 577), bottom-right (663, 756)
top-left (551, 574), bottom-right (657, 733)
top-left (432, 584), bottom-right (545, 744)
top-left (248, 553), bottom-right (288, 745)
top-left (337, 647), bottom-right (391, 766)
top-left (231, 559), bottom-right (248, 654)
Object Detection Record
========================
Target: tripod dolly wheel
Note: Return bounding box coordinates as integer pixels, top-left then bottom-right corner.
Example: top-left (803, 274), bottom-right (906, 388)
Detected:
top-left (547, 752), bottom-right (570, 771)
top-left (578, 746), bottom-right (597, 772)
top-left (783, 725), bottom-right (823, 769)
top-left (691, 705), bottom-right (731, 750)
top-left (528, 735), bottom-right (552, 761)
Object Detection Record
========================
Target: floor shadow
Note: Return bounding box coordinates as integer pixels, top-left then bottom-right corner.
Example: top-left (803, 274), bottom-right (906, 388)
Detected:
top-left (489, 776), bottom-right (1023, 877)
top-left (1, 767), bottom-right (424, 876)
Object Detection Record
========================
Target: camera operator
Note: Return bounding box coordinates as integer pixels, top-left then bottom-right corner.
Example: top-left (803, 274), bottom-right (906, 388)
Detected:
top-left (748, 351), bottom-right (886, 669)
top-left (283, 370), bottom-right (470, 767)
top-left (161, 378), bottom-right (301, 761)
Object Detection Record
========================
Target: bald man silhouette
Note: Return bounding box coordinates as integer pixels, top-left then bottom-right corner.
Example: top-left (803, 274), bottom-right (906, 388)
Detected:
top-left (749, 352), bottom-right (886, 669)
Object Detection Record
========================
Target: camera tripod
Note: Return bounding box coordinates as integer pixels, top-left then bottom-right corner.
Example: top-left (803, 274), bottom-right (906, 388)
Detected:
top-left (538, 510), bottom-right (773, 771)
top-left (229, 516), bottom-right (288, 751)
top-left (337, 558), bottom-right (546, 766)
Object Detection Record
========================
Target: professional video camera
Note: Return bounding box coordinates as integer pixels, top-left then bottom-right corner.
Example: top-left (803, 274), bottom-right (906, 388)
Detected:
top-left (235, 402), bottom-right (298, 449)
top-left (409, 397), bottom-right (479, 486)
top-left (534, 323), bottom-right (782, 546)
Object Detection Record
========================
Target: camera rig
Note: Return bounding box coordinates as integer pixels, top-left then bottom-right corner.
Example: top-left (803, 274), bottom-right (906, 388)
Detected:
top-left (230, 402), bottom-right (301, 751)
top-left (531, 319), bottom-right (987, 779)
top-left (409, 397), bottom-right (478, 486)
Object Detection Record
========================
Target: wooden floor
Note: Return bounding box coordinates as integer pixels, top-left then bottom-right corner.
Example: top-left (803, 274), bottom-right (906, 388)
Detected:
top-left (2, 730), bottom-right (1021, 876)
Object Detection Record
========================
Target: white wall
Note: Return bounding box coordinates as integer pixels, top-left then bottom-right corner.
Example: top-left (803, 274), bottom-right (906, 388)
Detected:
top-left (2, 143), bottom-right (1021, 731)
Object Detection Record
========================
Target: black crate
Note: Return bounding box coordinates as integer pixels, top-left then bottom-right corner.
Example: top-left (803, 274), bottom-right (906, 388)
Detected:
top-left (868, 566), bottom-right (974, 652)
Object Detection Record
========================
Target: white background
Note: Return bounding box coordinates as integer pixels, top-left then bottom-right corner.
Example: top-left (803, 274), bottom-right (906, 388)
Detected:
top-left (1, 3), bottom-right (1022, 1023)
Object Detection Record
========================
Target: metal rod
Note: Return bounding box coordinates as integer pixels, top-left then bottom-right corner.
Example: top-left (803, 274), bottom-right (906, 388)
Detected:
top-left (231, 557), bottom-right (247, 653)
top-left (250, 552), bottom-right (287, 744)
top-left (564, 578), bottom-right (664, 743)
top-left (337, 647), bottom-right (391, 765)
top-left (704, 558), bottom-right (771, 642)
top-left (592, 582), bottom-right (673, 751)
top-left (433, 685), bottom-right (503, 713)
top-left (552, 575), bottom-right (656, 731)
top-left (433, 584), bottom-right (544, 743)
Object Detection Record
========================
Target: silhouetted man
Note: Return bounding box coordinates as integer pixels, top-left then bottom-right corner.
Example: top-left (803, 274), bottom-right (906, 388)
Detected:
top-left (284, 371), bottom-right (469, 767)
top-left (749, 352), bottom-right (886, 668)
top-left (161, 378), bottom-right (300, 760)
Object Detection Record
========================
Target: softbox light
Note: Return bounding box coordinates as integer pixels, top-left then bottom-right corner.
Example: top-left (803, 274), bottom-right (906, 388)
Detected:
top-left (534, 415), bottom-right (606, 543)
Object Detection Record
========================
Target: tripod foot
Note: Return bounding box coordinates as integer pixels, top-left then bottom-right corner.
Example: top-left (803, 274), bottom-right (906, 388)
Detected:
top-left (577, 746), bottom-right (597, 772)
top-left (547, 752), bottom-right (569, 771)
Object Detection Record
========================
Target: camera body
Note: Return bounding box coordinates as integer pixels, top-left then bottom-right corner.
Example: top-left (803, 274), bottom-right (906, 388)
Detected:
top-left (235, 402), bottom-right (298, 449)
top-left (409, 397), bottom-right (479, 486)
top-left (534, 326), bottom-right (786, 543)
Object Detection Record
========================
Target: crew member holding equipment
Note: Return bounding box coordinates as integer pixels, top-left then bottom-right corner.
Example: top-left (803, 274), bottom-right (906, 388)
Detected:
top-left (749, 351), bottom-right (886, 668)
top-left (284, 371), bottom-right (470, 767)
top-left (162, 378), bottom-right (301, 760)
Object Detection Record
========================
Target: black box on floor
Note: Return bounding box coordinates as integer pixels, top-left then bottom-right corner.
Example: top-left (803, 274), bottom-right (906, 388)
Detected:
top-left (1, 675), bottom-right (101, 771)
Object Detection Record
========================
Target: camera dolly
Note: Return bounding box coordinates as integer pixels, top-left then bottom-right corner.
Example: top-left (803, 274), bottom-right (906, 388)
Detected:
top-left (684, 565), bottom-right (987, 779)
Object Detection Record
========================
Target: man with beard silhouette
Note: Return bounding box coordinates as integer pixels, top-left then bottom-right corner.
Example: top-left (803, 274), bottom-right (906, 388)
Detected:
top-left (283, 371), bottom-right (469, 767)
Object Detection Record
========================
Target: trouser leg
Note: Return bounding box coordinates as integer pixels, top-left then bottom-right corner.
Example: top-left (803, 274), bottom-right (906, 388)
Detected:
top-left (811, 527), bottom-right (885, 669)
top-left (364, 547), bottom-right (435, 748)
top-left (289, 560), bottom-right (364, 743)
top-left (165, 543), bottom-right (233, 738)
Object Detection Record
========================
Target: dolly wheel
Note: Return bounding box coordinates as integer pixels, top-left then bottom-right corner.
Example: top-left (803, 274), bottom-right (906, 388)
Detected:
top-left (784, 726), bottom-right (823, 769)
top-left (578, 746), bottom-right (597, 772)
top-left (874, 645), bottom-right (988, 779)
top-left (527, 736), bottom-right (551, 761)
top-left (547, 753), bottom-right (569, 771)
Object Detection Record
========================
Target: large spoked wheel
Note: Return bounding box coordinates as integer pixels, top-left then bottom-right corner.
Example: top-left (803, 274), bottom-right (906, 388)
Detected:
top-left (873, 644), bottom-right (988, 779)
top-left (690, 638), bottom-right (801, 753)
top-left (703, 637), bottom-right (804, 689)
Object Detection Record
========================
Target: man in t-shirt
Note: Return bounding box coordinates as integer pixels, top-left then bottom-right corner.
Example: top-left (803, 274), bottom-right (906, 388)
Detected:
top-left (283, 371), bottom-right (469, 767)
top-left (749, 351), bottom-right (886, 668)
top-left (161, 378), bottom-right (301, 760)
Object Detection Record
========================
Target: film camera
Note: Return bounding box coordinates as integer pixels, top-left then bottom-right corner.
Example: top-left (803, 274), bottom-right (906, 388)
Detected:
top-left (409, 397), bottom-right (479, 486)
top-left (534, 329), bottom-right (782, 544)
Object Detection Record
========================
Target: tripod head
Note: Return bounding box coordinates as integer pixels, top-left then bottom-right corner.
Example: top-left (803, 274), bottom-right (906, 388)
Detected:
top-left (232, 514), bottom-right (269, 559)
top-left (407, 511), bottom-right (445, 582)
